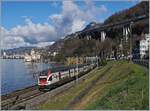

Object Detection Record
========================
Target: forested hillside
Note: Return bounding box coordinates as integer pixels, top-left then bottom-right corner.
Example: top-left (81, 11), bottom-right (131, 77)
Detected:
top-left (104, 1), bottom-right (149, 24)
top-left (104, 1), bottom-right (149, 34)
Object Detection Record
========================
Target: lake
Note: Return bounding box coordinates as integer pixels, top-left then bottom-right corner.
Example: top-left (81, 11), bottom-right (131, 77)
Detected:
top-left (0, 59), bottom-right (53, 95)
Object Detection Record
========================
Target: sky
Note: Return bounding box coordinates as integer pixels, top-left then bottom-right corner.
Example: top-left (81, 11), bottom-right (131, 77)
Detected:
top-left (1, 0), bottom-right (139, 49)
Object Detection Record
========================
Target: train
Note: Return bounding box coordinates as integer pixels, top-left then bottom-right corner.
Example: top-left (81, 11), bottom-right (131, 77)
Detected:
top-left (38, 63), bottom-right (95, 91)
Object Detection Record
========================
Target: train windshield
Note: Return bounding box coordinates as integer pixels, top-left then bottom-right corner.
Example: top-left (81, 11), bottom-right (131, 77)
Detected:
top-left (39, 78), bottom-right (47, 84)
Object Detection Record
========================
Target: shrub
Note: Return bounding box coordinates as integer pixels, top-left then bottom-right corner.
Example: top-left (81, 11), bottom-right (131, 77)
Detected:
top-left (101, 59), bottom-right (107, 66)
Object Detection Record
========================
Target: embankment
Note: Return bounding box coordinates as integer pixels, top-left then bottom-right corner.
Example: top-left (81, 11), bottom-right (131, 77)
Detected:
top-left (38, 61), bottom-right (149, 110)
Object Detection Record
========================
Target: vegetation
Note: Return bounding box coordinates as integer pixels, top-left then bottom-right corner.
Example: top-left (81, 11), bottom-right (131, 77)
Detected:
top-left (104, 1), bottom-right (149, 34)
top-left (38, 61), bottom-right (149, 110)
top-left (86, 64), bottom-right (148, 110)
top-left (62, 38), bottom-right (96, 57)
top-left (57, 37), bottom-right (115, 61)
top-left (65, 57), bottom-right (85, 65)
top-left (100, 58), bottom-right (107, 66)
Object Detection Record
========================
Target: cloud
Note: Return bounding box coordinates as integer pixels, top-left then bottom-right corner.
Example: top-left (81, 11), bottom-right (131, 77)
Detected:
top-left (1, 1), bottom-right (107, 49)
top-left (10, 19), bottom-right (56, 43)
top-left (3, 36), bottom-right (31, 49)
top-left (72, 19), bottom-right (86, 33)
top-left (85, 1), bottom-right (107, 16)
top-left (49, 0), bottom-right (107, 37)
top-left (36, 41), bottom-right (55, 47)
top-left (0, 19), bottom-right (56, 49)
top-left (49, 1), bottom-right (86, 36)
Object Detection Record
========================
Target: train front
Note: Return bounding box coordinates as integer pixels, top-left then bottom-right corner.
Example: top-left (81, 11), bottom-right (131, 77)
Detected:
top-left (38, 70), bottom-right (52, 90)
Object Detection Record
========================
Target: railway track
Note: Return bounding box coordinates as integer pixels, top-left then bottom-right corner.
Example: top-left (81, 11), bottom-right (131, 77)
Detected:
top-left (1, 64), bottom-right (96, 110)
top-left (1, 88), bottom-right (44, 110)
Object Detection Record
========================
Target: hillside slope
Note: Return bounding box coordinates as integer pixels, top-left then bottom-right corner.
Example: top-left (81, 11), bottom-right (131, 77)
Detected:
top-left (38, 61), bottom-right (149, 110)
top-left (104, 1), bottom-right (149, 35)
top-left (104, 1), bottom-right (149, 24)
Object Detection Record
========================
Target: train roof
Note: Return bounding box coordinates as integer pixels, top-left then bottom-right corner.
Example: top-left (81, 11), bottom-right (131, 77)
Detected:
top-left (39, 63), bottom-right (89, 76)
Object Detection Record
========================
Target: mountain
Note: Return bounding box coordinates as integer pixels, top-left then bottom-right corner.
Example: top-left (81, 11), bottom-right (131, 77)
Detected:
top-left (1, 47), bottom-right (36, 55)
top-left (45, 39), bottom-right (65, 52)
top-left (104, 1), bottom-right (149, 25)
top-left (103, 1), bottom-right (149, 36)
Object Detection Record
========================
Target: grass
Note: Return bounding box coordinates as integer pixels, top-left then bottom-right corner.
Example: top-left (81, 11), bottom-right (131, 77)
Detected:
top-left (38, 68), bottom-right (105, 110)
top-left (37, 61), bottom-right (149, 110)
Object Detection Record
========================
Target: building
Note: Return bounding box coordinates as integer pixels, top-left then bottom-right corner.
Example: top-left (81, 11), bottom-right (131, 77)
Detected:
top-left (48, 51), bottom-right (58, 57)
top-left (139, 34), bottom-right (150, 59)
top-left (3, 52), bottom-right (6, 57)
top-left (24, 49), bottom-right (41, 62)
top-left (24, 53), bottom-right (32, 62)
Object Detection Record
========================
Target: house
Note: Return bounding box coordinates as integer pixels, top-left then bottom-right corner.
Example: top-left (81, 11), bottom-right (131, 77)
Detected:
top-left (139, 34), bottom-right (150, 59)
top-left (24, 49), bottom-right (41, 62)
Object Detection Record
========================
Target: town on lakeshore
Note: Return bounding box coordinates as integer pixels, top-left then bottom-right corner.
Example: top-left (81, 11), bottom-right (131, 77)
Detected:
top-left (0, 1), bottom-right (149, 110)
top-left (1, 33), bottom-right (149, 63)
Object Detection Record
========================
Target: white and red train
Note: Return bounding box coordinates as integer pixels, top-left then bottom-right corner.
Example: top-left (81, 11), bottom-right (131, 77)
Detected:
top-left (38, 64), bottom-right (93, 90)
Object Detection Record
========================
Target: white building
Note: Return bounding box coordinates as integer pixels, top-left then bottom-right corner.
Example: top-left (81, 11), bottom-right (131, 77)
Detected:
top-left (140, 34), bottom-right (150, 59)
top-left (24, 49), bottom-right (41, 62)
top-left (3, 52), bottom-right (6, 56)
top-left (31, 49), bottom-right (41, 61)
top-left (52, 52), bottom-right (58, 56)
top-left (24, 54), bottom-right (32, 62)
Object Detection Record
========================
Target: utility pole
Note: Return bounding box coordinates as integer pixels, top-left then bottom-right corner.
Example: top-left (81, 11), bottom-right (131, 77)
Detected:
top-left (130, 22), bottom-right (133, 62)
top-left (96, 55), bottom-right (99, 67)
top-left (121, 38), bottom-right (123, 58)
top-left (76, 56), bottom-right (78, 83)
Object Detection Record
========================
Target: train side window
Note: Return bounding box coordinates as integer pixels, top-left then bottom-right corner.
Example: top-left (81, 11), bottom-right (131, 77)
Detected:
top-left (48, 76), bottom-right (52, 81)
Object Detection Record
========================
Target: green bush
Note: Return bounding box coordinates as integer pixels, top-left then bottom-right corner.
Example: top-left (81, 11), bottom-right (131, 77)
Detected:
top-left (101, 59), bottom-right (107, 66)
